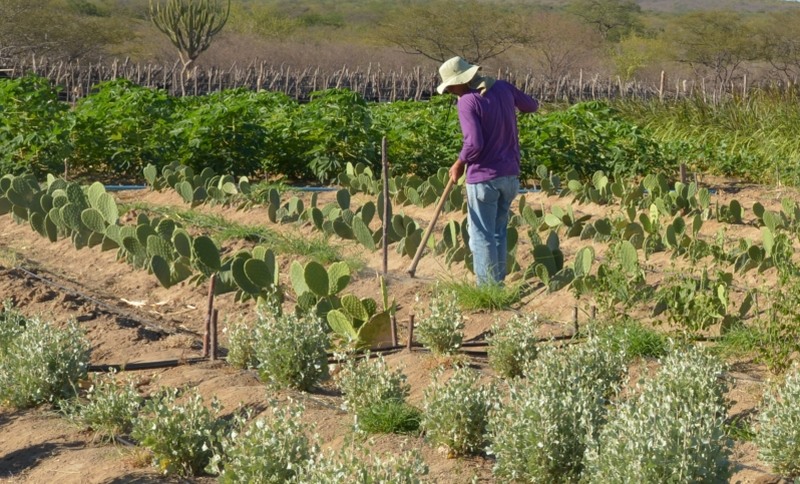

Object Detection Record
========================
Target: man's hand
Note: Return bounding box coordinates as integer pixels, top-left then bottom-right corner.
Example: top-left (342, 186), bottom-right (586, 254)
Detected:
top-left (449, 159), bottom-right (466, 184)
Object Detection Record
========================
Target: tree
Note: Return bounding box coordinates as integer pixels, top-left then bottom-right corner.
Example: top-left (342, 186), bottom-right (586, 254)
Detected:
top-left (567, 0), bottom-right (642, 43)
top-left (756, 9), bottom-right (800, 82)
top-left (522, 12), bottom-right (605, 82)
top-left (377, 0), bottom-right (528, 63)
top-left (667, 11), bottom-right (758, 88)
top-left (148, 0), bottom-right (230, 72)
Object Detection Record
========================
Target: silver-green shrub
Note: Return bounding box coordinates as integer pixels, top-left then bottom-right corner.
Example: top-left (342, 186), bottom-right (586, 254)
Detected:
top-left (487, 314), bottom-right (539, 379)
top-left (224, 318), bottom-right (258, 369)
top-left (131, 387), bottom-right (225, 477)
top-left (63, 370), bottom-right (143, 441)
top-left (296, 439), bottom-right (428, 483)
top-left (207, 400), bottom-right (317, 483)
top-left (252, 305), bottom-right (329, 391)
top-left (415, 290), bottom-right (464, 355)
top-left (0, 310), bottom-right (90, 409)
top-left (334, 352), bottom-right (410, 415)
top-left (422, 365), bottom-right (498, 455)
top-left (488, 339), bottom-right (626, 483)
top-left (583, 346), bottom-right (732, 483)
top-left (757, 364), bottom-right (800, 476)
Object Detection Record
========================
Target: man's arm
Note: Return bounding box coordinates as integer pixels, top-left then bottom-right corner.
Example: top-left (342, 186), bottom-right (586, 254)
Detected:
top-left (512, 85), bottom-right (539, 113)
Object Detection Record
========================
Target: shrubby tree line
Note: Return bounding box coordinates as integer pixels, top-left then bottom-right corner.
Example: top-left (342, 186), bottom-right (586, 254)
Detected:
top-left (2, 0), bottom-right (800, 90)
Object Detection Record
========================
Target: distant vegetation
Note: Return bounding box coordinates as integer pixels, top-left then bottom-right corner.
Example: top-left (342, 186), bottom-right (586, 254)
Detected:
top-left (2, 0), bottom-right (800, 88)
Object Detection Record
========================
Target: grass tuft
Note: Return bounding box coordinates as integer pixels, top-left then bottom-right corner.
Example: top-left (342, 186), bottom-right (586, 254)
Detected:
top-left (357, 400), bottom-right (422, 435)
top-left (591, 319), bottom-right (670, 361)
top-left (438, 278), bottom-right (522, 311)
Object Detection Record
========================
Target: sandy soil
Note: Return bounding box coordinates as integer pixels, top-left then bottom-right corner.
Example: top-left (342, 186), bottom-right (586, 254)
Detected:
top-left (0, 180), bottom-right (795, 483)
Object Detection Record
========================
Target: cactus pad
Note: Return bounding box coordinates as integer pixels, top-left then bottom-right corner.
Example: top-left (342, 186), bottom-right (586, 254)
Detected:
top-left (304, 261), bottom-right (329, 297)
top-left (193, 235), bottom-right (221, 272)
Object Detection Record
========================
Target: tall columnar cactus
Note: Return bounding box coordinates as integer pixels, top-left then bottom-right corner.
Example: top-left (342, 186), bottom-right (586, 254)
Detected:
top-left (149, 0), bottom-right (231, 70)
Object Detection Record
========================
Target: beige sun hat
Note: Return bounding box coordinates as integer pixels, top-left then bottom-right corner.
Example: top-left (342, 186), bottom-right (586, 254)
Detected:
top-left (436, 56), bottom-right (481, 94)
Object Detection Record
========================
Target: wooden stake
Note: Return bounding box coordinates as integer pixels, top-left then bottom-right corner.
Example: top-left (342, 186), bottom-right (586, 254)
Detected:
top-left (381, 136), bottom-right (390, 276)
top-left (391, 314), bottom-right (398, 347)
top-left (203, 275), bottom-right (216, 358)
top-left (210, 309), bottom-right (219, 361)
top-left (407, 314), bottom-right (415, 351)
top-left (573, 306), bottom-right (579, 335)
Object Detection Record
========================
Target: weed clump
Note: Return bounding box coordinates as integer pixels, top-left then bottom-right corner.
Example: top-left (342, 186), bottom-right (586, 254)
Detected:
top-left (334, 352), bottom-right (417, 433)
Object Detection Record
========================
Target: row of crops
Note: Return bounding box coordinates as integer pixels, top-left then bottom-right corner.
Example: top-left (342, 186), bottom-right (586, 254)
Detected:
top-left (0, 74), bottom-right (679, 184)
top-left (3, 155), bottom-right (800, 364)
top-left (2, 297), bottom-right (800, 481)
top-left (2, 165), bottom-right (800, 478)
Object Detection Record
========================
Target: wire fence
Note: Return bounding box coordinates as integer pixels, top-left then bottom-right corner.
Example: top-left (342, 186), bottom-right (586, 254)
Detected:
top-left (1, 56), bottom-right (795, 104)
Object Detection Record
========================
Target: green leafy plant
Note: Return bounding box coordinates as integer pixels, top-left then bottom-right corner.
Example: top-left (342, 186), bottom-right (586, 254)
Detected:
top-left (487, 314), bottom-right (540, 379)
top-left (488, 339), bottom-right (626, 482)
top-left (71, 79), bottom-right (175, 180)
top-left (591, 319), bottom-right (670, 360)
top-left (653, 269), bottom-right (749, 334)
top-left (207, 400), bottom-right (316, 483)
top-left (414, 289), bottom-right (464, 355)
top-left (757, 364), bottom-right (800, 477)
top-left (590, 240), bottom-right (651, 319)
top-left (0, 75), bottom-right (73, 176)
top-left (583, 346), bottom-right (731, 483)
top-left (297, 88), bottom-right (378, 183)
top-left (439, 278), bottom-right (522, 311)
top-left (62, 370), bottom-right (143, 441)
top-left (297, 438), bottom-right (428, 483)
top-left (755, 276), bottom-right (800, 374)
top-left (131, 387), bottom-right (225, 477)
top-left (356, 400), bottom-right (422, 435)
top-left (0, 308), bottom-right (90, 409)
top-left (422, 366), bottom-right (498, 456)
top-left (251, 304), bottom-right (329, 391)
top-left (334, 353), bottom-right (410, 416)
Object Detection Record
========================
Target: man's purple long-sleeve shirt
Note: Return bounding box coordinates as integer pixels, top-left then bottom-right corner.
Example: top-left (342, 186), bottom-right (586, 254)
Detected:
top-left (456, 79), bottom-right (539, 184)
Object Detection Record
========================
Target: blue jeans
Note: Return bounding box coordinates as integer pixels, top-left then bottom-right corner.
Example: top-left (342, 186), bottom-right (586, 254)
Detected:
top-left (466, 176), bottom-right (519, 286)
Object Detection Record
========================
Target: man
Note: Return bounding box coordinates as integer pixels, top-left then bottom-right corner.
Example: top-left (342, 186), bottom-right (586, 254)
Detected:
top-left (436, 56), bottom-right (539, 286)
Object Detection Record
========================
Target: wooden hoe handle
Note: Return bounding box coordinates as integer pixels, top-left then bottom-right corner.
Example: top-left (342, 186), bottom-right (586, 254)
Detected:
top-left (407, 177), bottom-right (456, 277)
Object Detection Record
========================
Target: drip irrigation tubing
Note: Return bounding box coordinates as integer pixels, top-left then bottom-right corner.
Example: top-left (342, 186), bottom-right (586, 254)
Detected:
top-left (5, 264), bottom-right (189, 338)
top-left (88, 357), bottom-right (208, 373)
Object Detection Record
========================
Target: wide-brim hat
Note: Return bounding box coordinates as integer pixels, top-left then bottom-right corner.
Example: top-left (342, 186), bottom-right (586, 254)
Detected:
top-left (436, 56), bottom-right (480, 94)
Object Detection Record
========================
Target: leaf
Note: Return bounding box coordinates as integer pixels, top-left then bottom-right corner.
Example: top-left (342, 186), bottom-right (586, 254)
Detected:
top-left (357, 311), bottom-right (393, 348)
top-left (304, 261), bottom-right (330, 297)
top-left (327, 309), bottom-right (358, 341)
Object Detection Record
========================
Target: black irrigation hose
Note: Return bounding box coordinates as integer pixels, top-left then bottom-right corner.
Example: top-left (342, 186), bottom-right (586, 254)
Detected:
top-left (6, 264), bottom-right (182, 337)
top-left (88, 357), bottom-right (209, 373)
